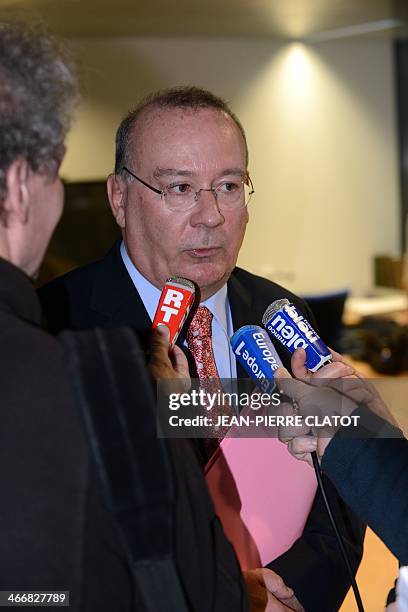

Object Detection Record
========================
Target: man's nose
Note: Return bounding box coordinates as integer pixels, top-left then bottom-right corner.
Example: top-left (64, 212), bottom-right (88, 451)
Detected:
top-left (189, 189), bottom-right (225, 228)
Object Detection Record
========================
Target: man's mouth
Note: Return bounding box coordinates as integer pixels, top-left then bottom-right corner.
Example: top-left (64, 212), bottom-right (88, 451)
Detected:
top-left (187, 247), bottom-right (222, 258)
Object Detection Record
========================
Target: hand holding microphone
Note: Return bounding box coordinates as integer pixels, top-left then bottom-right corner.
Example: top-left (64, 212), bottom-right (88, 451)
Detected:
top-left (261, 299), bottom-right (355, 455)
top-left (274, 364), bottom-right (358, 464)
top-left (262, 298), bottom-right (353, 380)
top-left (149, 326), bottom-right (191, 391)
top-left (149, 276), bottom-right (194, 388)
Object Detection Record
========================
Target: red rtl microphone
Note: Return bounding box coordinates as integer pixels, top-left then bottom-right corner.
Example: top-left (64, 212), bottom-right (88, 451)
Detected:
top-left (152, 276), bottom-right (195, 349)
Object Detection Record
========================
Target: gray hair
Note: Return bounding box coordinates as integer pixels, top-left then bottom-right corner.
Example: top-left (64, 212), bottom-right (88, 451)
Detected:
top-left (114, 86), bottom-right (249, 176)
top-left (0, 21), bottom-right (78, 211)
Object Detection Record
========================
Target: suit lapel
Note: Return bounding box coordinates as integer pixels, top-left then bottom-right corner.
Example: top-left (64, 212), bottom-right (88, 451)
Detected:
top-left (227, 268), bottom-right (290, 377)
top-left (227, 270), bottom-right (253, 380)
top-left (89, 242), bottom-right (152, 350)
top-left (228, 269), bottom-right (296, 371)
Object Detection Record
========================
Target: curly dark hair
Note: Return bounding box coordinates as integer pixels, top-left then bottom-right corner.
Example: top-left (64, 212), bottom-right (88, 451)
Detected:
top-left (114, 86), bottom-right (248, 176)
top-left (0, 21), bottom-right (78, 210)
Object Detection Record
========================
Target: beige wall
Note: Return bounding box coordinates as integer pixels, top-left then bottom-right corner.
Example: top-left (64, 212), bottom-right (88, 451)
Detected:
top-left (62, 36), bottom-right (400, 295)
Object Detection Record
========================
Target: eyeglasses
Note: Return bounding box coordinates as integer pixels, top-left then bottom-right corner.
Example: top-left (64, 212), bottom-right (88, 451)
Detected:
top-left (121, 166), bottom-right (254, 212)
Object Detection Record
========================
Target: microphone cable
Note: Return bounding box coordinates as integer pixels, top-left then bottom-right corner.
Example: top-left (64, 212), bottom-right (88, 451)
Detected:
top-left (306, 358), bottom-right (365, 611)
top-left (310, 450), bottom-right (364, 612)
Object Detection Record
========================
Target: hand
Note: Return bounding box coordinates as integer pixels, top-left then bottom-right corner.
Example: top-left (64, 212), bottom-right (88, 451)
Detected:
top-left (291, 348), bottom-right (399, 428)
top-left (275, 366), bottom-right (357, 464)
top-left (291, 347), bottom-right (354, 382)
top-left (149, 326), bottom-right (190, 392)
top-left (276, 346), bottom-right (399, 464)
top-left (243, 568), bottom-right (304, 611)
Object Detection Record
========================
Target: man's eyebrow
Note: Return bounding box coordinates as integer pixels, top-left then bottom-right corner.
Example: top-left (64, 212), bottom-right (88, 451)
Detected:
top-left (153, 167), bottom-right (247, 179)
top-left (153, 168), bottom-right (194, 178)
top-left (220, 168), bottom-right (247, 178)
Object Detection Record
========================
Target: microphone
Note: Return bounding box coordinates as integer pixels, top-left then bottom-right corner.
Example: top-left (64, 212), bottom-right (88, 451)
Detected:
top-left (262, 299), bottom-right (331, 372)
top-left (230, 325), bottom-right (283, 394)
top-left (152, 276), bottom-right (195, 349)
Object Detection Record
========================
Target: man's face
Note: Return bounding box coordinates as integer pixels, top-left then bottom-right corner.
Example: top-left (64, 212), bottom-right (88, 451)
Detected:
top-left (113, 107), bottom-right (249, 300)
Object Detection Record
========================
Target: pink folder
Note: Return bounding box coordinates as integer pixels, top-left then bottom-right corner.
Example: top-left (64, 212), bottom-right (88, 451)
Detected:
top-left (205, 432), bottom-right (317, 569)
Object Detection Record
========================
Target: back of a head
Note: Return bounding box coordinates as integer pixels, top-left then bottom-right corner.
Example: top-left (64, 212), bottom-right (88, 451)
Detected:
top-left (114, 85), bottom-right (249, 175)
top-left (0, 21), bottom-right (78, 216)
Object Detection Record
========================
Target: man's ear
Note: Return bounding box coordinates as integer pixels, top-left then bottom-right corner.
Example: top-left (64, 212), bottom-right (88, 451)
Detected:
top-left (4, 158), bottom-right (30, 224)
top-left (107, 173), bottom-right (126, 229)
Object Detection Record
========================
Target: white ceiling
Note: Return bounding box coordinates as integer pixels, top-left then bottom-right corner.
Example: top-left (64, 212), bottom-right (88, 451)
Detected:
top-left (0, 0), bottom-right (407, 40)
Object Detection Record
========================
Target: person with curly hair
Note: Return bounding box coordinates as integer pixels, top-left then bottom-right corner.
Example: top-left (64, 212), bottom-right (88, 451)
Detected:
top-left (0, 22), bottom-right (136, 610)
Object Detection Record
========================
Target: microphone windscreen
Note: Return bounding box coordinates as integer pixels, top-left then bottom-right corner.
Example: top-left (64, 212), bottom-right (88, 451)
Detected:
top-left (231, 325), bottom-right (282, 394)
top-left (152, 276), bottom-right (195, 348)
top-left (262, 300), bottom-right (331, 372)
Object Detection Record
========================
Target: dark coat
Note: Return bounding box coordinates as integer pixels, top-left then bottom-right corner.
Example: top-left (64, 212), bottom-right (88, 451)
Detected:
top-left (322, 407), bottom-right (408, 565)
top-left (0, 257), bottom-right (132, 611)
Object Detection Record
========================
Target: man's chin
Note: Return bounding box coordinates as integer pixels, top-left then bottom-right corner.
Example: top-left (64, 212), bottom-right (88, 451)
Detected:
top-left (176, 263), bottom-right (229, 298)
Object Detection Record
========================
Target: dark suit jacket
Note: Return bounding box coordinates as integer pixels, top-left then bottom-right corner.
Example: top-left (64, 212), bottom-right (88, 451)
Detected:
top-left (0, 257), bottom-right (132, 611)
top-left (323, 406), bottom-right (408, 565)
top-left (39, 242), bottom-right (366, 612)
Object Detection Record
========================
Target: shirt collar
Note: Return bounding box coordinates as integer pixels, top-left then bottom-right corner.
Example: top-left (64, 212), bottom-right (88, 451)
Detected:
top-left (120, 241), bottom-right (161, 321)
top-left (201, 284), bottom-right (229, 334)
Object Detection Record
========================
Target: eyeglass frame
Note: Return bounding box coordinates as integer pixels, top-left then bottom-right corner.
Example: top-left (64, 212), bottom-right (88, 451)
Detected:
top-left (121, 165), bottom-right (254, 209)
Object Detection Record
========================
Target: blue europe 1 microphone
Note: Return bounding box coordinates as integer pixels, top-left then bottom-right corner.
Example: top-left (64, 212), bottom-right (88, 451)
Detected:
top-left (230, 325), bottom-right (283, 394)
top-left (262, 299), bottom-right (332, 371)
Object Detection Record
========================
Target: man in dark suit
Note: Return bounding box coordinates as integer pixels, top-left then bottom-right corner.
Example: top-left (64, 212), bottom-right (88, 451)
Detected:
top-left (40, 86), bottom-right (365, 611)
